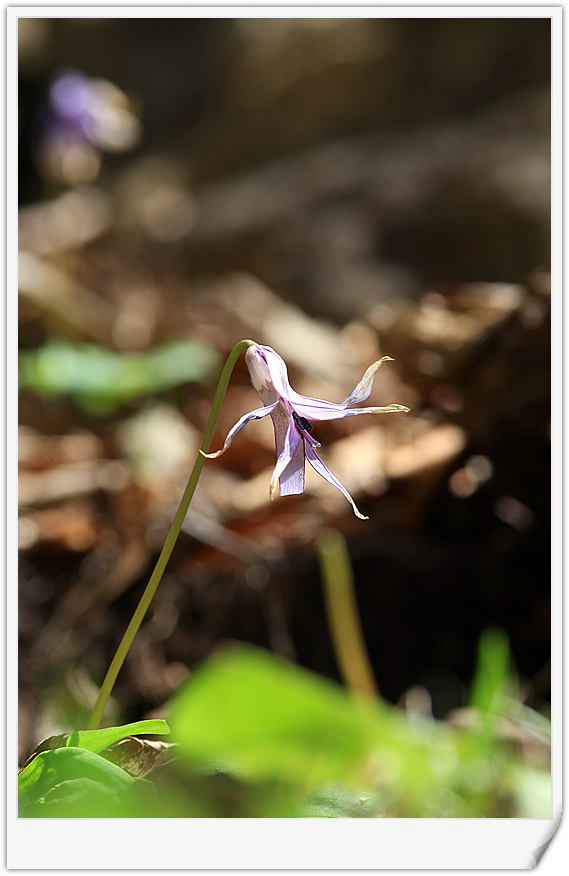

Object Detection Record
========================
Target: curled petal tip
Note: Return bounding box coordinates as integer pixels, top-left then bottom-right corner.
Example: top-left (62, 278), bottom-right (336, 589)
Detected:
top-left (352, 503), bottom-right (369, 520)
top-left (200, 448), bottom-right (224, 459)
top-left (380, 404), bottom-right (410, 413)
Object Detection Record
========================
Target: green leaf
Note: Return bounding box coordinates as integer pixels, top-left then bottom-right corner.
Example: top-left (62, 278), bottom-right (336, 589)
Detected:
top-left (66, 719), bottom-right (170, 753)
top-left (18, 747), bottom-right (156, 818)
top-left (169, 644), bottom-right (384, 789)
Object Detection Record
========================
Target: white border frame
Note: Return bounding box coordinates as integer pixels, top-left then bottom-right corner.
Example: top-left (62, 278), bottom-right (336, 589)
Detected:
top-left (6, 5), bottom-right (563, 870)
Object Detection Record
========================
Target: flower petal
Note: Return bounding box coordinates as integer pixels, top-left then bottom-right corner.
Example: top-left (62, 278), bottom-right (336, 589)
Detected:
top-left (278, 435), bottom-right (306, 496)
top-left (269, 402), bottom-right (293, 461)
top-left (304, 443), bottom-right (369, 520)
top-left (340, 404), bottom-right (410, 417)
top-left (244, 346), bottom-right (280, 406)
top-left (202, 401), bottom-right (279, 458)
top-left (341, 356), bottom-right (394, 407)
top-left (269, 417), bottom-right (302, 499)
top-left (292, 401), bottom-right (410, 421)
top-left (266, 403), bottom-right (307, 494)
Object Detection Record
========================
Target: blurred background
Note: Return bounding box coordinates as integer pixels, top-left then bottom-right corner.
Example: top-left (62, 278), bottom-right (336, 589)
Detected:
top-left (18, 16), bottom-right (551, 762)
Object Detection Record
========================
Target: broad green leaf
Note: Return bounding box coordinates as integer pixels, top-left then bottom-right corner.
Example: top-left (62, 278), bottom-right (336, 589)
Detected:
top-left (18, 747), bottom-right (155, 818)
top-left (169, 644), bottom-right (387, 788)
top-left (66, 719), bottom-right (170, 753)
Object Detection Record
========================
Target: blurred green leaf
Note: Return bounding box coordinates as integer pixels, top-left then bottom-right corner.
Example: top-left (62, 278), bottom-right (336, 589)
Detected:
top-left (168, 642), bottom-right (464, 816)
top-left (66, 719), bottom-right (170, 753)
top-left (169, 643), bottom-right (384, 789)
top-left (166, 641), bottom-right (551, 818)
top-left (18, 747), bottom-right (156, 817)
top-left (470, 628), bottom-right (511, 714)
top-left (19, 339), bottom-right (219, 413)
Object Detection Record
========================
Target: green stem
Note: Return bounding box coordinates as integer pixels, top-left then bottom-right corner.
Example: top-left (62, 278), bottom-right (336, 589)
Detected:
top-left (87, 339), bottom-right (255, 730)
top-left (317, 528), bottom-right (380, 700)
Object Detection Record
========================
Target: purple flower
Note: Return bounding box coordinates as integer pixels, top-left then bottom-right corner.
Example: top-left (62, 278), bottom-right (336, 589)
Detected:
top-left (205, 344), bottom-right (409, 519)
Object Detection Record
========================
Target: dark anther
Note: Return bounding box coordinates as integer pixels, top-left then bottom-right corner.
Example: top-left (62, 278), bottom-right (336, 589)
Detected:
top-left (292, 411), bottom-right (313, 433)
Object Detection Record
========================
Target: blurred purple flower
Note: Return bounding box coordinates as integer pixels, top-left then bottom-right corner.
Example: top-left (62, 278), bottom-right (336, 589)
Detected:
top-left (205, 343), bottom-right (409, 519)
top-left (48, 70), bottom-right (99, 142)
top-left (39, 69), bottom-right (141, 180)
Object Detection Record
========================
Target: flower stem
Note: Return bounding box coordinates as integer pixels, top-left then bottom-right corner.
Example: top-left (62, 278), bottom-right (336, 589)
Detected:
top-left (317, 528), bottom-right (380, 700)
top-left (87, 339), bottom-right (255, 730)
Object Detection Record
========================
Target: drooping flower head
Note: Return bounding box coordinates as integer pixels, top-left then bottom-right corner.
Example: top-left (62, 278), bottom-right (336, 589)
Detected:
top-left (204, 344), bottom-right (409, 519)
